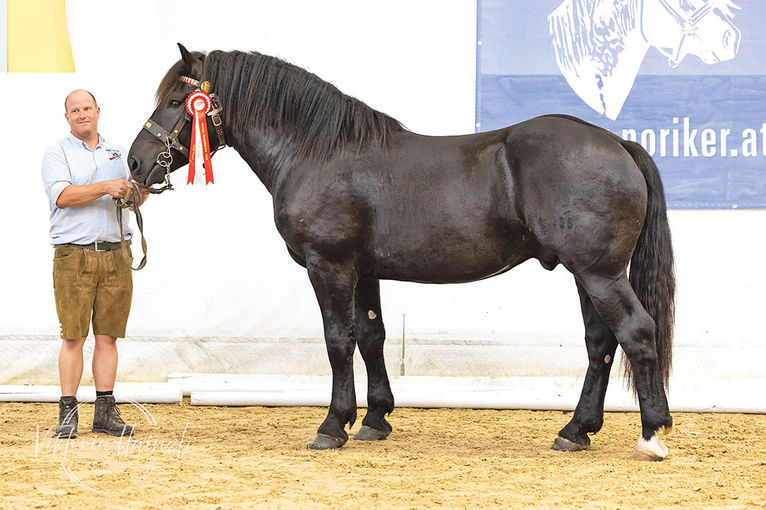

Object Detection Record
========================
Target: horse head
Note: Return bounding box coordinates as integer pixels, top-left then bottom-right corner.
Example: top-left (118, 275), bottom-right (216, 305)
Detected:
top-left (644, 0), bottom-right (740, 68)
top-left (128, 44), bottom-right (224, 188)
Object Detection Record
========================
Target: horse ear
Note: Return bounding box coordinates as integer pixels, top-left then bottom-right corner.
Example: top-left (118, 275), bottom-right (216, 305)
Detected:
top-left (177, 43), bottom-right (203, 78)
top-left (178, 43), bottom-right (194, 66)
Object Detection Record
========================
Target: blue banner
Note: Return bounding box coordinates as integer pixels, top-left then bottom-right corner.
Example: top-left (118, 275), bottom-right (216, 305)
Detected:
top-left (476, 0), bottom-right (766, 209)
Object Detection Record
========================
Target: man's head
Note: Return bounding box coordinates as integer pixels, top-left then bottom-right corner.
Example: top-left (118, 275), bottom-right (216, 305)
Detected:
top-left (64, 89), bottom-right (100, 142)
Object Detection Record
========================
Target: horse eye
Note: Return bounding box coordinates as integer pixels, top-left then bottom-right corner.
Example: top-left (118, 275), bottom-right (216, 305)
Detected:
top-left (170, 99), bottom-right (182, 107)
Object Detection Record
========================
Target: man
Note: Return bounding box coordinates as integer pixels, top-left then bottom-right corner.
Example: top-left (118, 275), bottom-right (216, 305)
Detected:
top-left (41, 89), bottom-right (144, 438)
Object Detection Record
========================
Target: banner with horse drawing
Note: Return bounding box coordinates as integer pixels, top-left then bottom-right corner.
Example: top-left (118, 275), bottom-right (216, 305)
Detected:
top-left (477, 0), bottom-right (765, 209)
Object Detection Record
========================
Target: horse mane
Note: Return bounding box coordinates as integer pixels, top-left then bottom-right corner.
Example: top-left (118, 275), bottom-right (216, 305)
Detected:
top-left (155, 50), bottom-right (402, 164)
top-left (549, 0), bottom-right (640, 78)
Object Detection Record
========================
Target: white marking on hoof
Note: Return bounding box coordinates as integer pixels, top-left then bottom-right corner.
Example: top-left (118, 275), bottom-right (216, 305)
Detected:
top-left (633, 433), bottom-right (669, 461)
top-left (368, 310), bottom-right (377, 320)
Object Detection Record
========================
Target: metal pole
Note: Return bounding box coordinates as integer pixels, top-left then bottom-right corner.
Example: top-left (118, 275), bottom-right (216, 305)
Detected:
top-left (400, 314), bottom-right (406, 376)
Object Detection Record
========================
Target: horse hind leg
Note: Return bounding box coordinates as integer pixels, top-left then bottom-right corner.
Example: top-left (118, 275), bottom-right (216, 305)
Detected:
top-left (575, 271), bottom-right (673, 460)
top-left (352, 278), bottom-right (395, 441)
top-left (552, 280), bottom-right (618, 452)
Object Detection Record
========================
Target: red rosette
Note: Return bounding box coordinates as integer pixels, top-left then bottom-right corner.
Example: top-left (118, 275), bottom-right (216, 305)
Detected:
top-left (185, 91), bottom-right (212, 116)
top-left (185, 90), bottom-right (215, 185)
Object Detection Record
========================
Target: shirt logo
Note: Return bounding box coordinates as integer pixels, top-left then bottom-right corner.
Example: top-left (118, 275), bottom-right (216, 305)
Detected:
top-left (106, 149), bottom-right (122, 161)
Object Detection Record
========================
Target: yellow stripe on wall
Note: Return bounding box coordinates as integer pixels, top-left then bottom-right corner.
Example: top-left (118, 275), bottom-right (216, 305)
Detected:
top-left (7, 0), bottom-right (74, 72)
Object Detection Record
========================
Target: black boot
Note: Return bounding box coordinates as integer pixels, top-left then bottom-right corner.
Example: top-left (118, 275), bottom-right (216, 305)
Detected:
top-left (53, 396), bottom-right (79, 438)
top-left (92, 395), bottom-right (134, 437)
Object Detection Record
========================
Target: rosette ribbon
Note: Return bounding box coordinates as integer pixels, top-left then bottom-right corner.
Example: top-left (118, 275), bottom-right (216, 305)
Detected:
top-left (185, 90), bottom-right (215, 184)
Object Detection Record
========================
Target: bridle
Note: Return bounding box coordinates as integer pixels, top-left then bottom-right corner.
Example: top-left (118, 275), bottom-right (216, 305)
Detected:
top-left (140, 75), bottom-right (227, 193)
top-left (653, 0), bottom-right (735, 66)
top-left (656, 0), bottom-right (719, 28)
top-left (116, 75), bottom-right (227, 270)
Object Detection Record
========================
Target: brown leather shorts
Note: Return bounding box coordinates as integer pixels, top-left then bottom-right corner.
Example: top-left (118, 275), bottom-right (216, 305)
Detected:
top-left (52, 245), bottom-right (133, 339)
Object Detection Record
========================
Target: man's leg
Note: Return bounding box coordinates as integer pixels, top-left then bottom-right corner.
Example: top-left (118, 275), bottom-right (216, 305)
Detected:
top-left (55, 337), bottom-right (86, 438)
top-left (91, 336), bottom-right (132, 437)
top-left (93, 334), bottom-right (118, 391)
top-left (52, 245), bottom-right (94, 438)
top-left (91, 250), bottom-right (134, 436)
top-left (59, 337), bottom-right (86, 396)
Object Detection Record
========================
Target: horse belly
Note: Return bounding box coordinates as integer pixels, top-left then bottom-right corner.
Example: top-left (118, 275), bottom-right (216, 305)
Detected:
top-left (364, 133), bottom-right (532, 283)
top-left (370, 219), bottom-right (531, 284)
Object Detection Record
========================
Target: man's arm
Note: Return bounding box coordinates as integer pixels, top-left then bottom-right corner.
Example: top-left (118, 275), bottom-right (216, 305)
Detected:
top-left (42, 145), bottom-right (132, 210)
top-left (56, 178), bottom-right (131, 208)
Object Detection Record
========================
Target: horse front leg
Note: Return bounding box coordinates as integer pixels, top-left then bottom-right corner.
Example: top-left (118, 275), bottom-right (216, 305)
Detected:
top-left (352, 278), bottom-right (394, 441)
top-left (552, 281), bottom-right (618, 451)
top-left (306, 257), bottom-right (359, 450)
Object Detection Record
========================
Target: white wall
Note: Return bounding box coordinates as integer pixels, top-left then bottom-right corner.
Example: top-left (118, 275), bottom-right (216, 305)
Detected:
top-left (0, 1), bottom-right (764, 384)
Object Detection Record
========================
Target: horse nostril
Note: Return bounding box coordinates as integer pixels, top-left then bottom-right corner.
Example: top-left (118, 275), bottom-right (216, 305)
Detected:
top-left (128, 155), bottom-right (140, 174)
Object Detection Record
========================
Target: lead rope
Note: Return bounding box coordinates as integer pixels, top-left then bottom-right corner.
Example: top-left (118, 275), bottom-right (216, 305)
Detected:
top-left (114, 181), bottom-right (148, 271)
top-left (114, 137), bottom-right (175, 271)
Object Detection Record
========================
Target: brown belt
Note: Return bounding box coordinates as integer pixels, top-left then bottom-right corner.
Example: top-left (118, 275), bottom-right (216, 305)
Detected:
top-left (63, 240), bottom-right (131, 252)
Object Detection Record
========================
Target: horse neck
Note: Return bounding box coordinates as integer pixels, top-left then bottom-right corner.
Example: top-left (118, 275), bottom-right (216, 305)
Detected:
top-left (551, 0), bottom-right (649, 119)
top-left (227, 125), bottom-right (299, 195)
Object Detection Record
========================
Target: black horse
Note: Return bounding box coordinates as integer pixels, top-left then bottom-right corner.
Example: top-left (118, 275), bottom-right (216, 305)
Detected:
top-left (128, 44), bottom-right (675, 460)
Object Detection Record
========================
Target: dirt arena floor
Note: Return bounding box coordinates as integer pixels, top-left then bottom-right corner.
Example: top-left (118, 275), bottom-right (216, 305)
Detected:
top-left (1, 401), bottom-right (764, 509)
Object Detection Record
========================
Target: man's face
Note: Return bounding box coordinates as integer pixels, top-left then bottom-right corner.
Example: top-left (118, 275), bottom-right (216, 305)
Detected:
top-left (65, 91), bottom-right (100, 140)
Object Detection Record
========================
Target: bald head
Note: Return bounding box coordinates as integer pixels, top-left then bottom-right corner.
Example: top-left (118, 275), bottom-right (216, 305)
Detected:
top-left (65, 89), bottom-right (98, 112)
top-left (64, 89), bottom-right (101, 145)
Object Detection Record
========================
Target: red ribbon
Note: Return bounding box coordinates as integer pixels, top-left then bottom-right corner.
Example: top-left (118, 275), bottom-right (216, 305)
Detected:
top-left (185, 91), bottom-right (214, 185)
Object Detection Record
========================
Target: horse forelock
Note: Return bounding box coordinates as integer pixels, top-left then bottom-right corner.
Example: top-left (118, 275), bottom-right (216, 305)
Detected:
top-left (154, 51), bottom-right (207, 107)
top-left (199, 50), bottom-right (405, 164)
top-left (549, 0), bottom-right (639, 77)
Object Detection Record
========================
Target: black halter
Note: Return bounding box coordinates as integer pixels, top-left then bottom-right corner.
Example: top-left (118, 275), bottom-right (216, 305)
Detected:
top-left (140, 76), bottom-right (227, 193)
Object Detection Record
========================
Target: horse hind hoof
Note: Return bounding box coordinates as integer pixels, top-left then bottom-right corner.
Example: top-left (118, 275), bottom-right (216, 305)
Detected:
top-left (308, 433), bottom-right (347, 450)
top-left (551, 435), bottom-right (590, 452)
top-left (353, 425), bottom-right (390, 441)
top-left (632, 433), bottom-right (669, 461)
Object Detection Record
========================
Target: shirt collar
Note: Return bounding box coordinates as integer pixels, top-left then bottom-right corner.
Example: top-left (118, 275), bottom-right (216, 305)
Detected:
top-left (67, 133), bottom-right (104, 150)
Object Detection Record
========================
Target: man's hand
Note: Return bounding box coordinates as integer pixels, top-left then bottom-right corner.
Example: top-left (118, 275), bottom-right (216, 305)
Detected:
top-left (102, 178), bottom-right (131, 199)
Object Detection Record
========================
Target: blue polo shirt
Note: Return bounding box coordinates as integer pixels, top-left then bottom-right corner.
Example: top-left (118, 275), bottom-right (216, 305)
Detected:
top-left (41, 133), bottom-right (133, 245)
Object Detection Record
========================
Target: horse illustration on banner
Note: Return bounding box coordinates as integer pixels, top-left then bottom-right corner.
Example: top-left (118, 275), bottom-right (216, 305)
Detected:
top-left (549, 0), bottom-right (741, 119)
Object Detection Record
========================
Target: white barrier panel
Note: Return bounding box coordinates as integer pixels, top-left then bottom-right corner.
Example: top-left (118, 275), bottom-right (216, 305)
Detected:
top-left (4, 375), bottom-right (764, 412)
top-left (5, 335), bottom-right (764, 387)
top-left (184, 374), bottom-right (766, 413)
top-left (0, 384), bottom-right (182, 404)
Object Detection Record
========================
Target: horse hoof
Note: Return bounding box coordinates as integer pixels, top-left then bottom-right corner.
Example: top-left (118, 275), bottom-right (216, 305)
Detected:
top-left (632, 433), bottom-right (669, 461)
top-left (551, 435), bottom-right (589, 452)
top-left (308, 433), bottom-right (347, 450)
top-left (353, 425), bottom-right (390, 441)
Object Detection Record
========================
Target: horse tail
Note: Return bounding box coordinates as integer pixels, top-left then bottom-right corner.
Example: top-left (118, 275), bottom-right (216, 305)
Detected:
top-left (619, 140), bottom-right (676, 393)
